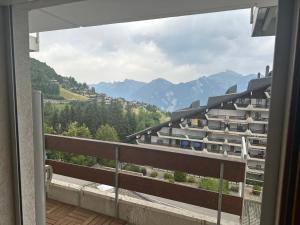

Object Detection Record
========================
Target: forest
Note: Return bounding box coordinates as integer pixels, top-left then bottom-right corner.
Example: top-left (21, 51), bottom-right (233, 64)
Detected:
top-left (44, 101), bottom-right (167, 169)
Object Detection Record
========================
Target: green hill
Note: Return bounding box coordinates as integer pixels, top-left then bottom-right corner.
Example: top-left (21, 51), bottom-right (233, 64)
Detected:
top-left (31, 58), bottom-right (94, 100)
top-left (60, 87), bottom-right (88, 101)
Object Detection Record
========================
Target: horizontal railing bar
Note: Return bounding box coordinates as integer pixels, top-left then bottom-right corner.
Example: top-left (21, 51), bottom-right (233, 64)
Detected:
top-left (119, 173), bottom-right (243, 216)
top-left (45, 134), bottom-right (246, 182)
top-left (45, 134), bottom-right (115, 160)
top-left (119, 145), bottom-right (245, 182)
top-left (46, 160), bottom-right (115, 186)
top-left (46, 160), bottom-right (243, 216)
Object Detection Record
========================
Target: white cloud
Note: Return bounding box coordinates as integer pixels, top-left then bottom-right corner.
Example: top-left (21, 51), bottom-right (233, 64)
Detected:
top-left (31, 9), bottom-right (275, 84)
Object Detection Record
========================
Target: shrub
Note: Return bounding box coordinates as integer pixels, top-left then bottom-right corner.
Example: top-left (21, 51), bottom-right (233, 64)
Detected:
top-left (252, 185), bottom-right (262, 196)
top-left (150, 171), bottom-right (158, 177)
top-left (230, 184), bottom-right (239, 193)
top-left (123, 163), bottom-right (142, 173)
top-left (97, 158), bottom-right (116, 168)
top-left (164, 172), bottom-right (174, 180)
top-left (187, 176), bottom-right (196, 183)
top-left (174, 171), bottom-right (187, 182)
top-left (198, 178), bottom-right (229, 194)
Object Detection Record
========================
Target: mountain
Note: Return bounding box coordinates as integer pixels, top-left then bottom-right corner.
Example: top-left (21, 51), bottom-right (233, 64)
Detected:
top-left (91, 71), bottom-right (256, 111)
top-left (91, 79), bottom-right (146, 99)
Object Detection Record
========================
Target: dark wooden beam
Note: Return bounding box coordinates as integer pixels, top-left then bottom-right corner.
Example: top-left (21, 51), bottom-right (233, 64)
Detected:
top-left (46, 160), bottom-right (243, 216)
top-left (45, 134), bottom-right (246, 182)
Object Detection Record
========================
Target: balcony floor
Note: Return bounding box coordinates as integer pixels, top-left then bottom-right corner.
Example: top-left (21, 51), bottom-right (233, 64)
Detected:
top-left (46, 199), bottom-right (126, 225)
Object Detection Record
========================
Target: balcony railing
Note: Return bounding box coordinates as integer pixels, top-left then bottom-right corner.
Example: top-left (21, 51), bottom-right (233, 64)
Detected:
top-left (234, 103), bottom-right (269, 112)
top-left (45, 134), bottom-right (246, 221)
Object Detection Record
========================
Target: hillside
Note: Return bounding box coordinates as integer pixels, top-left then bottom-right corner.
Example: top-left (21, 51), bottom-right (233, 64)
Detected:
top-left (59, 87), bottom-right (88, 101)
top-left (31, 58), bottom-right (93, 100)
top-left (91, 71), bottom-right (256, 111)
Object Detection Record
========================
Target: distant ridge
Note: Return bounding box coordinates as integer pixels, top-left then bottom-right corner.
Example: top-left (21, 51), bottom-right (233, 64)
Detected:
top-left (91, 71), bottom-right (256, 111)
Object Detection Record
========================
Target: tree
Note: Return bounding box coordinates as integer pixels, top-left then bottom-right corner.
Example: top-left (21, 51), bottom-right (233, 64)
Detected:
top-left (63, 121), bottom-right (92, 138)
top-left (95, 124), bottom-right (119, 142)
top-left (95, 124), bottom-right (119, 168)
top-left (44, 123), bottom-right (54, 134)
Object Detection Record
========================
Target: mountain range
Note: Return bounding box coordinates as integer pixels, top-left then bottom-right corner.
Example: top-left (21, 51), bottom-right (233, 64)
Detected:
top-left (91, 71), bottom-right (256, 111)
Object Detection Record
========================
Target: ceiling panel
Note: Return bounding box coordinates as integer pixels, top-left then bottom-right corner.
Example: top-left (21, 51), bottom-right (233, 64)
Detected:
top-left (29, 0), bottom-right (277, 33)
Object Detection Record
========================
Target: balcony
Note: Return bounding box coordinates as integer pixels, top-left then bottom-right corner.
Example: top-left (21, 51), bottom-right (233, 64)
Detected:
top-left (205, 114), bottom-right (268, 125)
top-left (46, 199), bottom-right (125, 224)
top-left (205, 114), bottom-right (226, 122)
top-left (157, 131), bottom-right (188, 140)
top-left (251, 117), bottom-right (269, 124)
top-left (45, 134), bottom-right (247, 225)
top-left (234, 103), bottom-right (269, 112)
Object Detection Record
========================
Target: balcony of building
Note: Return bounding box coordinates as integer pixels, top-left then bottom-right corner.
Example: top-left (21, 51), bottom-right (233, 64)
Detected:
top-left (247, 139), bottom-right (267, 150)
top-left (44, 134), bottom-right (248, 225)
top-left (180, 123), bottom-right (210, 132)
top-left (233, 103), bottom-right (269, 112)
top-left (157, 131), bottom-right (187, 140)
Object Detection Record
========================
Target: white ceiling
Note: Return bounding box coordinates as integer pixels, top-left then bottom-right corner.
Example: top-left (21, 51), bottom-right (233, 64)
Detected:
top-left (28, 0), bottom-right (277, 33)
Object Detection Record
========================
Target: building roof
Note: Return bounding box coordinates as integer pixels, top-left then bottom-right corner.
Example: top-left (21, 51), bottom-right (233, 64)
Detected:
top-left (247, 76), bottom-right (272, 90)
top-left (126, 77), bottom-right (272, 142)
top-left (207, 93), bottom-right (239, 107)
top-left (225, 84), bottom-right (237, 94)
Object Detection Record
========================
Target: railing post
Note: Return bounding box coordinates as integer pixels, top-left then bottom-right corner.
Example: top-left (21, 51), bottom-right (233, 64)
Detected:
top-left (115, 146), bottom-right (120, 218)
top-left (240, 137), bottom-right (247, 223)
top-left (217, 162), bottom-right (224, 225)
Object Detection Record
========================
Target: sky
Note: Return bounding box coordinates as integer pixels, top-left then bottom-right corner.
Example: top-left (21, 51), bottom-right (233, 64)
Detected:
top-left (31, 9), bottom-right (275, 84)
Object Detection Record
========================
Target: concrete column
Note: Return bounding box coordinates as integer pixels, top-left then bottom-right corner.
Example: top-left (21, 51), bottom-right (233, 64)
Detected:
top-left (11, 5), bottom-right (37, 225)
top-left (0, 7), bottom-right (17, 225)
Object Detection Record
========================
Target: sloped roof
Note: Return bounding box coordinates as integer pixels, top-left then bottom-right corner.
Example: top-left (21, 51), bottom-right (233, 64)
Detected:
top-left (225, 84), bottom-right (237, 94)
top-left (247, 76), bottom-right (272, 90)
top-left (171, 106), bottom-right (206, 121)
top-left (207, 93), bottom-right (239, 107)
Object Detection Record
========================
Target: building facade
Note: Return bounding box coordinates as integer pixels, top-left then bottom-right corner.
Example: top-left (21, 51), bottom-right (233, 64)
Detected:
top-left (127, 68), bottom-right (272, 184)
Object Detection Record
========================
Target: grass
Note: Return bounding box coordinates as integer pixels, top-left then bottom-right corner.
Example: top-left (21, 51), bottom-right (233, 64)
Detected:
top-left (59, 87), bottom-right (88, 101)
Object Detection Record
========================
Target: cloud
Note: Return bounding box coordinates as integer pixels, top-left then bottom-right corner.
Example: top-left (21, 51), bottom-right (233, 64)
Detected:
top-left (31, 9), bottom-right (275, 84)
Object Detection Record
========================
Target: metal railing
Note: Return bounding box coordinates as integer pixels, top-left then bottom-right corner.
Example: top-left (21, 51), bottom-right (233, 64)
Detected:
top-left (45, 134), bottom-right (246, 224)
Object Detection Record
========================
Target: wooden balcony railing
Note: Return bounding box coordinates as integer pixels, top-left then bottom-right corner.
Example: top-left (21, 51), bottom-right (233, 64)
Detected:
top-left (45, 134), bottom-right (246, 218)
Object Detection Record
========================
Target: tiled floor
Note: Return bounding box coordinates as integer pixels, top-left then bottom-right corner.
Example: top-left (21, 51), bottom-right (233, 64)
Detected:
top-left (46, 199), bottom-right (126, 225)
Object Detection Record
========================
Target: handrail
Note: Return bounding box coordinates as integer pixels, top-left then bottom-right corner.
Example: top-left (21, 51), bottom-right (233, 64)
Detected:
top-left (45, 134), bottom-right (246, 216)
top-left (45, 134), bottom-right (246, 182)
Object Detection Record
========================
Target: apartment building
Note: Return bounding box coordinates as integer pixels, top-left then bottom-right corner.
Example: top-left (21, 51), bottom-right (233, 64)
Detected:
top-left (127, 68), bottom-right (272, 184)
